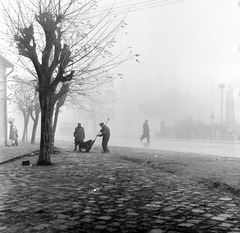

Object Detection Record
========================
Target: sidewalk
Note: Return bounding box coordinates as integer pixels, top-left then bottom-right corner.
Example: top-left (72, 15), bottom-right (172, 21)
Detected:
top-left (0, 146), bottom-right (240, 232)
top-left (0, 143), bottom-right (39, 164)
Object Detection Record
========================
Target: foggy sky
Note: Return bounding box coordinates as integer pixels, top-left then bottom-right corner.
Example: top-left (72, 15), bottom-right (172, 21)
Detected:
top-left (2, 0), bottom-right (240, 139)
top-left (111, 0), bottom-right (240, 137)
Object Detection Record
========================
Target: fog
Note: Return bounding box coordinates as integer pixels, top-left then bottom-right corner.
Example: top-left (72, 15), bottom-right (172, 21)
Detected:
top-left (4, 0), bottom-right (240, 142)
top-left (53, 0), bottom-right (240, 142)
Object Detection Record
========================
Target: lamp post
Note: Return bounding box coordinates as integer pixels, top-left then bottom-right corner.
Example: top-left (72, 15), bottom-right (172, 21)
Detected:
top-left (219, 83), bottom-right (225, 140)
top-left (211, 112), bottom-right (214, 140)
top-left (210, 77), bottom-right (214, 140)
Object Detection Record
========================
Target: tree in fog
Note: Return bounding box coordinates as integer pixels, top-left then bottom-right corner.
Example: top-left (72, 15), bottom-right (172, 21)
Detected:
top-left (8, 77), bottom-right (41, 144)
top-left (8, 78), bottom-right (33, 142)
top-left (29, 91), bottom-right (41, 144)
top-left (52, 83), bottom-right (69, 145)
top-left (82, 87), bottom-right (117, 134)
top-left (3, 0), bottom-right (137, 165)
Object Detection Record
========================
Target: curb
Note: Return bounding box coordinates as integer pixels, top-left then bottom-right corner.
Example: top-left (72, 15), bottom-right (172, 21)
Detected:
top-left (0, 150), bottom-right (39, 165)
top-left (0, 147), bottom-right (62, 165)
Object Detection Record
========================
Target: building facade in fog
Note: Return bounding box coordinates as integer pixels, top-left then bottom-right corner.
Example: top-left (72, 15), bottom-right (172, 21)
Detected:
top-left (225, 87), bottom-right (236, 128)
top-left (0, 55), bottom-right (14, 146)
top-left (224, 87), bottom-right (239, 140)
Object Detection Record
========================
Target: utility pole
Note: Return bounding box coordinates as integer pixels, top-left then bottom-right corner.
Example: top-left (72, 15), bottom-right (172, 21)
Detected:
top-left (218, 83), bottom-right (225, 140)
top-left (210, 77), bottom-right (214, 140)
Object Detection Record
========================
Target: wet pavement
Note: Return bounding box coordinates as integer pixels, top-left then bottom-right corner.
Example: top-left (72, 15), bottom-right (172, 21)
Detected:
top-left (0, 145), bottom-right (240, 232)
top-left (109, 138), bottom-right (240, 159)
top-left (55, 137), bottom-right (240, 158)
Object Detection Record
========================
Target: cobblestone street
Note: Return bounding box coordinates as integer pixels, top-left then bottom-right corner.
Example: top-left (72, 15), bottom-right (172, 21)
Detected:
top-left (0, 146), bottom-right (240, 232)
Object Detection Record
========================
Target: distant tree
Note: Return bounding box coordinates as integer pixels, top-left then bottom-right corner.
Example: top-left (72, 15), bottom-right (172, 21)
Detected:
top-left (52, 83), bottom-right (69, 145)
top-left (8, 76), bottom-right (41, 144)
top-left (29, 92), bottom-right (41, 144)
top-left (80, 86), bottom-right (117, 135)
top-left (8, 77), bottom-right (35, 142)
top-left (3, 0), bottom-right (138, 164)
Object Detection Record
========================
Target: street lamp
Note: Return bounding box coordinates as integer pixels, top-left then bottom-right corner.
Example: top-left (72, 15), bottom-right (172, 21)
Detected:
top-left (211, 112), bottom-right (214, 140)
top-left (218, 83), bottom-right (225, 140)
top-left (210, 77), bottom-right (214, 140)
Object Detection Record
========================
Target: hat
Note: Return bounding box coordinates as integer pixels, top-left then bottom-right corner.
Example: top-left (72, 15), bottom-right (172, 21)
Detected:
top-left (99, 122), bottom-right (104, 126)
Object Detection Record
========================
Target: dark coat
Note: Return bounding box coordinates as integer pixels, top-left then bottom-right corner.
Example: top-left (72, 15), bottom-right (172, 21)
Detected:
top-left (99, 125), bottom-right (110, 137)
top-left (74, 126), bottom-right (85, 142)
top-left (9, 124), bottom-right (18, 140)
top-left (143, 122), bottom-right (150, 136)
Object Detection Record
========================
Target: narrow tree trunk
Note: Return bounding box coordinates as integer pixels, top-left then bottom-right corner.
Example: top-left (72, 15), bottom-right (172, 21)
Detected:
top-left (25, 114), bottom-right (29, 143)
top-left (21, 112), bottom-right (27, 142)
top-left (31, 112), bottom-right (40, 144)
top-left (52, 104), bottom-right (60, 146)
top-left (38, 93), bottom-right (54, 165)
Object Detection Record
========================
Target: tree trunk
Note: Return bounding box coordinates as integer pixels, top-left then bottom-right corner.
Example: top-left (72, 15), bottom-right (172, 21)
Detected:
top-left (52, 95), bottom-right (66, 146)
top-left (31, 112), bottom-right (40, 144)
top-left (38, 92), bottom-right (54, 165)
top-left (21, 112), bottom-right (29, 142)
top-left (52, 104), bottom-right (60, 146)
top-left (21, 112), bottom-right (26, 142)
top-left (25, 114), bottom-right (29, 143)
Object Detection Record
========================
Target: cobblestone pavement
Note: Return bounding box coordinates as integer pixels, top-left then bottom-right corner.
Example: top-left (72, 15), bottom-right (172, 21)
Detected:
top-left (0, 147), bottom-right (240, 233)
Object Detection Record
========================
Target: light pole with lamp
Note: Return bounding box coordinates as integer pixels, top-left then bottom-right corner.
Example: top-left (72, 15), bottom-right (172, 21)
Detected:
top-left (219, 83), bottom-right (225, 140)
top-left (210, 77), bottom-right (214, 140)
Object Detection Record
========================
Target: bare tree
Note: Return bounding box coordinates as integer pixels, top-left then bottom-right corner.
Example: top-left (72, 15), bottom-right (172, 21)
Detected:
top-left (82, 87), bottom-right (117, 134)
top-left (8, 78), bottom-right (35, 142)
top-left (2, 0), bottom-right (138, 165)
top-left (8, 76), bottom-right (41, 144)
top-left (52, 83), bottom-right (69, 146)
top-left (29, 92), bottom-right (41, 144)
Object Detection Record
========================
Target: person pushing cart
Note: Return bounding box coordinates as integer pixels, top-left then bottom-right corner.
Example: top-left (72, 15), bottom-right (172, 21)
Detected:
top-left (98, 122), bottom-right (111, 153)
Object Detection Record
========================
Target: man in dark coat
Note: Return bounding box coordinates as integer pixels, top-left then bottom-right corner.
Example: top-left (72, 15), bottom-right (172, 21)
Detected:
top-left (73, 123), bottom-right (85, 151)
top-left (140, 119), bottom-right (150, 142)
top-left (98, 122), bottom-right (110, 153)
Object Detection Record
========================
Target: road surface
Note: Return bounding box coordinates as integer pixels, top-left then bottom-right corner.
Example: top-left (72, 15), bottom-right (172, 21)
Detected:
top-left (55, 137), bottom-right (240, 158)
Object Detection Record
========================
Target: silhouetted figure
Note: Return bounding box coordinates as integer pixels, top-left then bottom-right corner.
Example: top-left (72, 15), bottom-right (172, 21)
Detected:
top-left (73, 123), bottom-right (85, 151)
top-left (140, 119), bottom-right (150, 143)
top-left (98, 122), bottom-right (110, 153)
top-left (9, 121), bottom-right (18, 146)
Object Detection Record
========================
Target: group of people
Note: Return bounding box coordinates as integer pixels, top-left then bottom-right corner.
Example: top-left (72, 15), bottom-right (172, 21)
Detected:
top-left (73, 122), bottom-right (110, 153)
top-left (7, 119), bottom-right (149, 151)
top-left (7, 118), bottom-right (149, 151)
top-left (73, 119), bottom-right (150, 153)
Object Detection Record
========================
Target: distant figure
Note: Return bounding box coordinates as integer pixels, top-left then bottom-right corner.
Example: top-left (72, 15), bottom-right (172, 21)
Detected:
top-left (140, 119), bottom-right (150, 143)
top-left (98, 122), bottom-right (110, 153)
top-left (73, 123), bottom-right (85, 151)
top-left (9, 121), bottom-right (18, 146)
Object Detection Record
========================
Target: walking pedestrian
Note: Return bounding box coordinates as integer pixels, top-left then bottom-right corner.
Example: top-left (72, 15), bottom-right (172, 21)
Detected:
top-left (98, 122), bottom-right (110, 153)
top-left (73, 123), bottom-right (85, 151)
top-left (140, 119), bottom-right (150, 143)
top-left (9, 121), bottom-right (18, 146)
